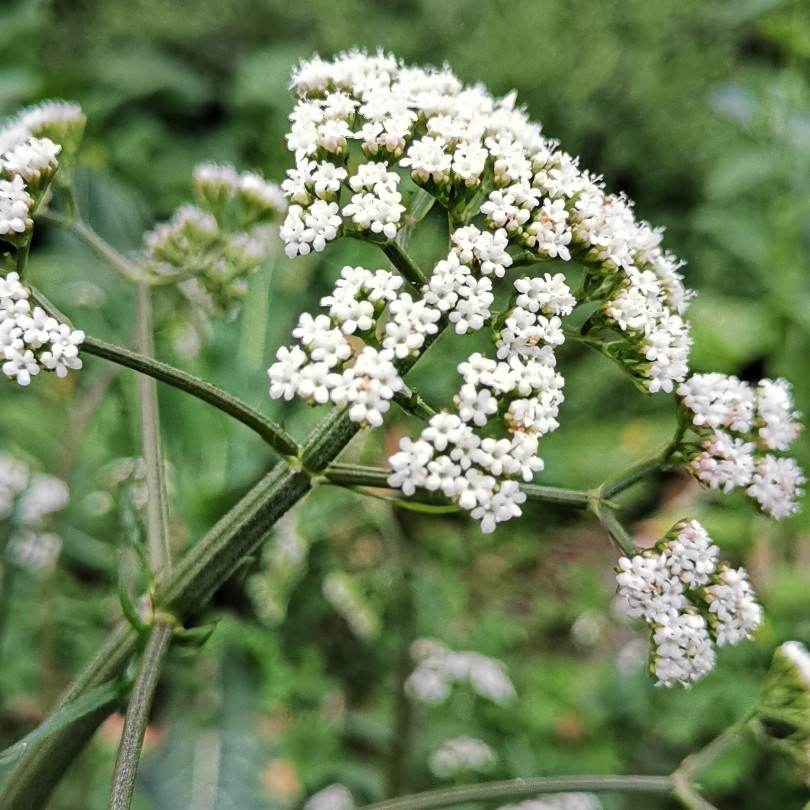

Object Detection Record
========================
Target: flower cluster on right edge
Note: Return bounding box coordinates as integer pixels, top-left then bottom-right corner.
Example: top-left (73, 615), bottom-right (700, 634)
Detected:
top-left (677, 373), bottom-right (805, 519)
top-left (616, 519), bottom-right (762, 687)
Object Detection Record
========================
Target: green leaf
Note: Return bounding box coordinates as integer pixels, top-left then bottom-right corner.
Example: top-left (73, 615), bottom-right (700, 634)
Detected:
top-left (0, 680), bottom-right (125, 774)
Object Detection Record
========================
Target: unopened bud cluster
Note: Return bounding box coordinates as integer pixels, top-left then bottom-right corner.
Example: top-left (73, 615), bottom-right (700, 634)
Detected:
top-left (143, 163), bottom-right (285, 323)
top-left (0, 453), bottom-right (68, 570)
top-left (1, 272), bottom-right (85, 385)
top-left (405, 637), bottom-right (516, 705)
top-left (678, 373), bottom-right (805, 519)
top-left (752, 641), bottom-right (810, 782)
top-left (616, 519), bottom-right (761, 686)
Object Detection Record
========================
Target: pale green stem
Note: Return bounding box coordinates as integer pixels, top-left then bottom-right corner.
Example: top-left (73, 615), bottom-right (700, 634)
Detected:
top-left (107, 623), bottom-right (173, 810)
top-left (360, 775), bottom-right (675, 810)
top-left (136, 284), bottom-right (172, 576)
top-left (322, 463), bottom-right (596, 509)
top-left (42, 212), bottom-right (147, 284)
top-left (671, 721), bottom-right (747, 810)
top-left (82, 336), bottom-right (301, 460)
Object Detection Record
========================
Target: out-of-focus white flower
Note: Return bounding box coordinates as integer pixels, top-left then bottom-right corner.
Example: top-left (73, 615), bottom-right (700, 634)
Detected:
top-left (429, 737), bottom-right (496, 778)
top-left (303, 784), bottom-right (354, 810)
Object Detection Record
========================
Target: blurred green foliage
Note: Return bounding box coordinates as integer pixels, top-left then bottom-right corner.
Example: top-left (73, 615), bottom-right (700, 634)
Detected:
top-left (1, 0), bottom-right (809, 808)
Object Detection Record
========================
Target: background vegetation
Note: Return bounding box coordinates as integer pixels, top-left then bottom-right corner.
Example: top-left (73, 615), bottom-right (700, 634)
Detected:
top-left (1, 0), bottom-right (809, 807)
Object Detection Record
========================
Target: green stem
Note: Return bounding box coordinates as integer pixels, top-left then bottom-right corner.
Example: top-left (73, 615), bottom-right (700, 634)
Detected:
top-left (136, 284), bottom-right (172, 576)
top-left (393, 387), bottom-right (436, 421)
top-left (670, 777), bottom-right (719, 810)
top-left (381, 241), bottom-right (428, 287)
top-left (15, 239), bottom-right (31, 276)
top-left (592, 503), bottom-right (636, 556)
top-left (671, 722), bottom-right (745, 809)
top-left (322, 464), bottom-right (595, 509)
top-left (107, 623), bottom-right (173, 810)
top-left (82, 336), bottom-right (301, 460)
top-left (600, 455), bottom-right (664, 500)
top-left (361, 775), bottom-right (675, 810)
top-left (50, 215), bottom-right (147, 285)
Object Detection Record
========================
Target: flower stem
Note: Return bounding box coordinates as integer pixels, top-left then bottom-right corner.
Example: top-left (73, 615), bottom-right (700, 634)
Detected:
top-left (42, 212), bottom-right (147, 285)
top-left (136, 284), bottom-right (172, 576)
top-left (592, 501), bottom-right (636, 556)
top-left (393, 387), bottom-right (436, 420)
top-left (82, 336), bottom-right (301, 460)
top-left (360, 775), bottom-right (675, 810)
top-left (671, 721), bottom-right (745, 809)
top-left (600, 455), bottom-right (664, 500)
top-left (106, 623), bottom-right (173, 810)
top-left (381, 241), bottom-right (428, 287)
top-left (322, 463), bottom-right (595, 509)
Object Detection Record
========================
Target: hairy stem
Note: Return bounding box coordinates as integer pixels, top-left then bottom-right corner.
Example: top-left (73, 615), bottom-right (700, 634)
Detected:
top-left (107, 623), bottom-right (173, 810)
top-left (82, 336), bottom-right (301, 460)
top-left (361, 775), bottom-right (675, 810)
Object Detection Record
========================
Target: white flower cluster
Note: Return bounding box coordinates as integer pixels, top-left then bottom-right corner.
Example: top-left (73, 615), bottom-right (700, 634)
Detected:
top-left (0, 453), bottom-right (68, 571)
top-left (270, 52), bottom-right (714, 532)
top-left (497, 795), bottom-right (602, 810)
top-left (0, 101), bottom-right (85, 241)
top-left (428, 737), bottom-right (496, 778)
top-left (303, 784), bottom-right (354, 810)
top-left (678, 373), bottom-right (805, 519)
top-left (616, 519), bottom-right (762, 687)
top-left (405, 638), bottom-right (516, 705)
top-left (268, 265), bottom-right (414, 427)
top-left (280, 50), bottom-right (694, 394)
top-left (387, 270), bottom-right (569, 533)
top-left (144, 164), bottom-right (285, 323)
top-left (1, 272), bottom-right (85, 385)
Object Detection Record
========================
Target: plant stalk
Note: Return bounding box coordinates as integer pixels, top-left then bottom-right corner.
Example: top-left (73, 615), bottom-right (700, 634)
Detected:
top-left (136, 284), bottom-right (172, 576)
top-left (106, 623), bottom-right (173, 810)
top-left (361, 775), bottom-right (675, 810)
